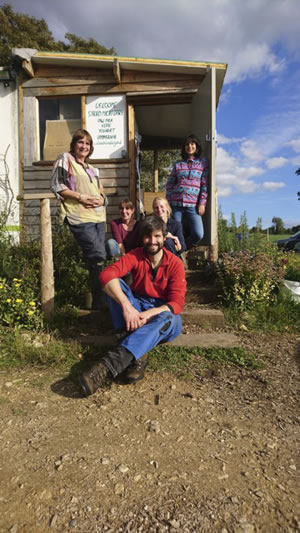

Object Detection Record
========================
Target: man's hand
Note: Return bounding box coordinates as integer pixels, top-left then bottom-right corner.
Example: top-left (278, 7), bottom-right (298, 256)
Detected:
top-left (198, 205), bottom-right (205, 216)
top-left (122, 301), bottom-right (145, 331)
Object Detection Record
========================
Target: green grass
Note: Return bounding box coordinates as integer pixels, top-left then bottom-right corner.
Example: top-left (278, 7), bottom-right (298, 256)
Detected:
top-left (0, 326), bottom-right (262, 376)
top-left (148, 344), bottom-right (263, 375)
top-left (267, 234), bottom-right (289, 242)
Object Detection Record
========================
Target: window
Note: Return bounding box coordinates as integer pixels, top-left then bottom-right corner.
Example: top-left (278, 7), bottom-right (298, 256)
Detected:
top-left (39, 97), bottom-right (81, 160)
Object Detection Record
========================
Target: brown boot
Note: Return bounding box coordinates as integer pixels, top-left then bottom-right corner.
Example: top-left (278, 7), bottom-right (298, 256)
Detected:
top-left (79, 360), bottom-right (111, 397)
top-left (123, 354), bottom-right (148, 384)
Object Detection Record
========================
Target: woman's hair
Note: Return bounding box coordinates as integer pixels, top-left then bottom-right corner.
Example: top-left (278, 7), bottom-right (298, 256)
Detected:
top-left (152, 196), bottom-right (172, 219)
top-left (181, 134), bottom-right (202, 160)
top-left (139, 215), bottom-right (168, 240)
top-left (70, 129), bottom-right (94, 158)
top-left (119, 198), bottom-right (135, 211)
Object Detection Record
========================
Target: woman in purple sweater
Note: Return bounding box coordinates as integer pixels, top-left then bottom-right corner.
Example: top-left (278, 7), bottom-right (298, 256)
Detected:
top-left (106, 199), bottom-right (140, 258)
top-left (166, 134), bottom-right (208, 247)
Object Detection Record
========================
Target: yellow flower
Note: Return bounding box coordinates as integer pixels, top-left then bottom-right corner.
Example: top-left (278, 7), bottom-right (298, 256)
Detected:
top-left (29, 301), bottom-right (36, 306)
top-left (15, 284), bottom-right (20, 288)
top-left (6, 298), bottom-right (11, 303)
top-left (28, 310), bottom-right (34, 316)
top-left (0, 285), bottom-right (3, 289)
top-left (16, 299), bottom-right (23, 303)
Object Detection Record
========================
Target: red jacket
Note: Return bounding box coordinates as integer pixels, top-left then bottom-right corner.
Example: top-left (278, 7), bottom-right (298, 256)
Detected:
top-left (100, 247), bottom-right (186, 315)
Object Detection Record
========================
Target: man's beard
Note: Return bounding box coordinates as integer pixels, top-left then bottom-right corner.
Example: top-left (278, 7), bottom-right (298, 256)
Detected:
top-left (144, 242), bottom-right (163, 256)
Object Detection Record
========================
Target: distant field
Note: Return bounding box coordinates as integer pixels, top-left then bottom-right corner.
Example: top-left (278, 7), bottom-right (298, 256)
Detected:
top-left (267, 234), bottom-right (288, 242)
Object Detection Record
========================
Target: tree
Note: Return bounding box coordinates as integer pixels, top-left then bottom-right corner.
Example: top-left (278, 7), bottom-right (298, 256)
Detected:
top-left (255, 217), bottom-right (263, 232)
top-left (272, 216), bottom-right (285, 235)
top-left (296, 168), bottom-right (300, 201)
top-left (0, 4), bottom-right (115, 66)
top-left (140, 149), bottom-right (180, 192)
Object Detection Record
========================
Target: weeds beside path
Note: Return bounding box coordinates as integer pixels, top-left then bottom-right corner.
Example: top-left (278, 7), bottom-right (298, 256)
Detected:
top-left (0, 331), bottom-right (299, 532)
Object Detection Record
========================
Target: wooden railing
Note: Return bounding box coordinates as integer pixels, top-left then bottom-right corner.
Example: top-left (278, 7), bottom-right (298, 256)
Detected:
top-left (17, 193), bottom-right (55, 318)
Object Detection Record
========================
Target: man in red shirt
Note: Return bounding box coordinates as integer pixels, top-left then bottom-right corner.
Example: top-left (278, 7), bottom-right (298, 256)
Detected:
top-left (79, 215), bottom-right (187, 396)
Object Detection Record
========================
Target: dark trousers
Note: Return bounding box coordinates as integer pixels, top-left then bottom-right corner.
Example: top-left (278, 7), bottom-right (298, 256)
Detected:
top-left (67, 221), bottom-right (106, 265)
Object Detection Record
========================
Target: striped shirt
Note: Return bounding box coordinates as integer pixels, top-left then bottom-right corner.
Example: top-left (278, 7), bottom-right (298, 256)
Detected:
top-left (51, 152), bottom-right (107, 225)
top-left (166, 158), bottom-right (208, 207)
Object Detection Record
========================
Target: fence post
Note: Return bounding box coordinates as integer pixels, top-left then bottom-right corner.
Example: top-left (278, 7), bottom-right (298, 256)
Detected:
top-left (40, 198), bottom-right (55, 318)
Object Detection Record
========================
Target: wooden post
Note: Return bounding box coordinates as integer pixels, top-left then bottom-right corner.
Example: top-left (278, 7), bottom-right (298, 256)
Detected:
top-left (154, 150), bottom-right (159, 192)
top-left (127, 104), bottom-right (136, 206)
top-left (40, 199), bottom-right (55, 318)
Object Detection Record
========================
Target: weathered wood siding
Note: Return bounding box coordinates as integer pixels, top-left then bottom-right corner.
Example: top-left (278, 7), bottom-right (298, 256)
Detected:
top-left (23, 162), bottom-right (130, 240)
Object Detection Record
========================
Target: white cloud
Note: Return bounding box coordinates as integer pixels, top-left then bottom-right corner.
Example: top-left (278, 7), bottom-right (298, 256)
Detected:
top-left (240, 140), bottom-right (265, 162)
top-left (287, 139), bottom-right (300, 153)
top-left (216, 147), bottom-right (264, 196)
top-left (217, 133), bottom-right (245, 145)
top-left (8, 0), bottom-right (300, 84)
top-left (262, 181), bottom-right (286, 191)
top-left (266, 157), bottom-right (288, 169)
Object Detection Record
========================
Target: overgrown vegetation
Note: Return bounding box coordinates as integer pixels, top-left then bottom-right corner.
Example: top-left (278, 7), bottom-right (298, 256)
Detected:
top-left (216, 209), bottom-right (300, 333)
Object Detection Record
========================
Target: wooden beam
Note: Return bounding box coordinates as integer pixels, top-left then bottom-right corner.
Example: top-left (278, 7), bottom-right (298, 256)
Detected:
top-left (17, 193), bottom-right (56, 201)
top-left (113, 59), bottom-right (121, 84)
top-left (127, 104), bottom-right (136, 207)
top-left (23, 80), bottom-right (201, 98)
top-left (81, 95), bottom-right (87, 129)
top-left (18, 76), bottom-right (25, 243)
top-left (141, 135), bottom-right (182, 150)
top-left (154, 150), bottom-right (159, 192)
top-left (40, 199), bottom-right (55, 318)
top-left (22, 59), bottom-right (34, 78)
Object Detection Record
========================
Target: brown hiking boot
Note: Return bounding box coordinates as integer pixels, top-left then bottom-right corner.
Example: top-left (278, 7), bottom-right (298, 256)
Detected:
top-left (123, 354), bottom-right (148, 384)
top-left (79, 360), bottom-right (111, 397)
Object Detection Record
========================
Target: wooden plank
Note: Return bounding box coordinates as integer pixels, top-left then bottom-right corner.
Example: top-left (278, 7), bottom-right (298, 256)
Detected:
top-left (40, 199), bottom-right (55, 317)
top-left (144, 191), bottom-right (166, 214)
top-left (127, 104), bottom-right (136, 207)
top-left (29, 161), bottom-right (129, 169)
top-left (24, 168), bottom-right (129, 181)
top-left (81, 95), bottom-right (87, 130)
top-left (23, 80), bottom-right (202, 98)
top-left (23, 96), bottom-right (40, 165)
top-left (19, 192), bottom-right (56, 200)
top-left (98, 178), bottom-right (129, 187)
top-left (22, 59), bottom-right (34, 78)
top-left (29, 65), bottom-right (204, 83)
top-left (113, 59), bottom-right (121, 84)
top-left (34, 64), bottom-right (114, 79)
top-left (18, 77), bottom-right (25, 242)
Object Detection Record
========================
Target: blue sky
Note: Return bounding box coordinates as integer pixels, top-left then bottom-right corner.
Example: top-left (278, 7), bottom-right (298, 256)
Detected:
top-left (8, 0), bottom-right (300, 229)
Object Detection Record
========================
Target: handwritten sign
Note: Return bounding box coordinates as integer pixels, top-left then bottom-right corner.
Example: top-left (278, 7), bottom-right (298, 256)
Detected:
top-left (86, 95), bottom-right (127, 158)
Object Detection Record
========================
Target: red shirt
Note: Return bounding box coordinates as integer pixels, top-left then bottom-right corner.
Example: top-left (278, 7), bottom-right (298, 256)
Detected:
top-left (100, 247), bottom-right (186, 315)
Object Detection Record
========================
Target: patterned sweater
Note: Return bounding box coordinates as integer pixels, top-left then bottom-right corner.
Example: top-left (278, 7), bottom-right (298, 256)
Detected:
top-left (51, 152), bottom-right (107, 225)
top-left (166, 158), bottom-right (209, 208)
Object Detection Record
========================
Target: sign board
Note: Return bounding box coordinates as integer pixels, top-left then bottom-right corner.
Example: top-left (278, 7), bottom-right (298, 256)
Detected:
top-left (86, 95), bottom-right (127, 159)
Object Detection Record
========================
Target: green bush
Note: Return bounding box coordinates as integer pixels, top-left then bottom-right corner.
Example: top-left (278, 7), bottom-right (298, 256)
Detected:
top-left (52, 225), bottom-right (89, 307)
top-left (281, 253), bottom-right (300, 282)
top-left (217, 251), bottom-right (284, 311)
top-left (0, 277), bottom-right (43, 330)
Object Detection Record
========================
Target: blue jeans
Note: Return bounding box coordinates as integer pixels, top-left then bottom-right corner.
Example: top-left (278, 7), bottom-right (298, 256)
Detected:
top-left (67, 221), bottom-right (106, 265)
top-left (106, 238), bottom-right (121, 258)
top-left (106, 279), bottom-right (182, 359)
top-left (172, 206), bottom-right (204, 245)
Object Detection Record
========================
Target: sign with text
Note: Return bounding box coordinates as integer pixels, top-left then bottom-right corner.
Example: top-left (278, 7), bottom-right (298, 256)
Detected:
top-left (86, 95), bottom-right (127, 159)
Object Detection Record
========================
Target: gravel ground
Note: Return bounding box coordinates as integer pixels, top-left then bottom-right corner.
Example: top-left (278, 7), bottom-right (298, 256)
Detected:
top-left (0, 331), bottom-right (299, 533)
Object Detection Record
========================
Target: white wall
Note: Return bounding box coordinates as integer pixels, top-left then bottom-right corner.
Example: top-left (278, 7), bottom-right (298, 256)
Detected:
top-left (0, 81), bottom-right (20, 232)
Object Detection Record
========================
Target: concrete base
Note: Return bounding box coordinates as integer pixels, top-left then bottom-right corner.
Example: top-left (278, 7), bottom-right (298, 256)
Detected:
top-left (77, 331), bottom-right (239, 349)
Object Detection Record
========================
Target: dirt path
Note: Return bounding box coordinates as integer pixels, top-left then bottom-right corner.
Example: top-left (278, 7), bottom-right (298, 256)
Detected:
top-left (0, 332), bottom-right (299, 533)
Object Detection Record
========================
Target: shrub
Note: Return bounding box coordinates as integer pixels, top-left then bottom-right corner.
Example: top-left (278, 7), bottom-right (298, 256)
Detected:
top-left (281, 253), bottom-right (300, 282)
top-left (217, 251), bottom-right (284, 311)
top-left (0, 277), bottom-right (43, 330)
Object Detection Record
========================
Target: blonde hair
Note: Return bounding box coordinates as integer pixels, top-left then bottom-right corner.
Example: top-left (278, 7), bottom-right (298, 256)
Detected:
top-left (152, 196), bottom-right (172, 219)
